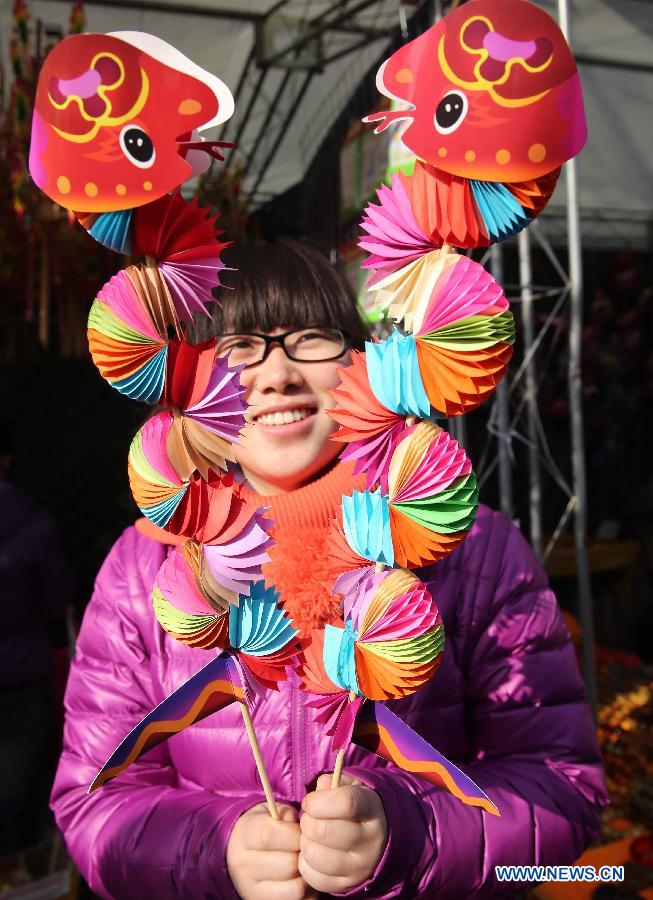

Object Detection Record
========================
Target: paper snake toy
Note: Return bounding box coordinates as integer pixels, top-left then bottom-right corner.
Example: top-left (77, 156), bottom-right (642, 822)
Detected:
top-left (31, 2), bottom-right (585, 819)
top-left (28, 32), bottom-right (295, 808)
top-left (292, 0), bottom-right (586, 808)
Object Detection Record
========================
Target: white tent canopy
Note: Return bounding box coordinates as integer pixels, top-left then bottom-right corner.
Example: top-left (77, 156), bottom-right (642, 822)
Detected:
top-left (2, 0), bottom-right (652, 244)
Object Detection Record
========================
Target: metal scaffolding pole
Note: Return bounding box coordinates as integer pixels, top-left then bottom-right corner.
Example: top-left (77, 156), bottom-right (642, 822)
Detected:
top-left (559, 0), bottom-right (597, 714)
top-left (490, 244), bottom-right (513, 520)
top-left (518, 229), bottom-right (543, 557)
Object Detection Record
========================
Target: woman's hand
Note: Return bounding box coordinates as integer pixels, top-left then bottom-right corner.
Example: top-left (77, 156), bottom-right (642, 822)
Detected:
top-left (299, 773), bottom-right (388, 894)
top-left (227, 803), bottom-right (317, 900)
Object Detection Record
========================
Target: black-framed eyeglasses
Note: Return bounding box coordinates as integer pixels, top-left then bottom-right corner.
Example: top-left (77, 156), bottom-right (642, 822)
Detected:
top-left (215, 327), bottom-right (350, 368)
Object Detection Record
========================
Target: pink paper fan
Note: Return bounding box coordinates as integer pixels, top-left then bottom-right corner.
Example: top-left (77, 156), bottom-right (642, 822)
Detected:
top-left (203, 511), bottom-right (274, 596)
top-left (416, 256), bottom-right (508, 336)
top-left (360, 175), bottom-right (435, 285)
top-left (359, 583), bottom-right (440, 643)
top-left (342, 570), bottom-right (385, 630)
top-left (339, 419), bottom-right (410, 492)
top-left (307, 692), bottom-right (365, 749)
top-left (97, 270), bottom-right (163, 341)
top-left (392, 429), bottom-right (471, 504)
top-left (184, 355), bottom-right (247, 442)
top-left (140, 412), bottom-right (183, 486)
top-left (155, 549), bottom-right (212, 616)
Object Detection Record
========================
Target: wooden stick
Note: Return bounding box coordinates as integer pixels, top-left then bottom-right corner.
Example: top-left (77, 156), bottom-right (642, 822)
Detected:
top-left (331, 690), bottom-right (358, 789)
top-left (239, 701), bottom-right (279, 819)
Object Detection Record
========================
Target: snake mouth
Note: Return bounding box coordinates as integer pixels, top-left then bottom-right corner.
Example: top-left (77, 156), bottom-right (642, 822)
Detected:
top-left (177, 133), bottom-right (235, 163)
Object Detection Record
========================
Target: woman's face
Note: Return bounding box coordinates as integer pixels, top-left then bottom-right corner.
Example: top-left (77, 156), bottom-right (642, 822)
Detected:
top-left (229, 327), bottom-right (350, 494)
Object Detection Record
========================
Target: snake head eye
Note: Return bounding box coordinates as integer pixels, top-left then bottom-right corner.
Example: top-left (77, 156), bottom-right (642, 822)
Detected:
top-left (119, 125), bottom-right (156, 168)
top-left (434, 91), bottom-right (468, 135)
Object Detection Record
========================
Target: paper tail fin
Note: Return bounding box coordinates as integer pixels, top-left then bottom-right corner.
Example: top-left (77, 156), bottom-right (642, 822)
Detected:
top-left (88, 652), bottom-right (242, 793)
top-left (352, 701), bottom-right (500, 816)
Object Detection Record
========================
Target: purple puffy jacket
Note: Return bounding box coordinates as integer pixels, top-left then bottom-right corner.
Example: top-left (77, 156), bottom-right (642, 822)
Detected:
top-left (51, 502), bottom-right (607, 898)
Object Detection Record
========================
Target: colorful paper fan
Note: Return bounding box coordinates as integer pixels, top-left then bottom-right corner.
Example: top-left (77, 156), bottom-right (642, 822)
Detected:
top-left (366, 255), bottom-right (514, 417)
top-left (152, 545), bottom-right (230, 649)
top-left (128, 413), bottom-right (188, 528)
top-left (341, 422), bottom-right (478, 569)
top-left (202, 509), bottom-right (274, 600)
top-left (328, 351), bottom-right (409, 491)
top-left (413, 256), bottom-right (514, 416)
top-left (76, 209), bottom-right (134, 254)
top-left (366, 332), bottom-right (430, 418)
top-left (132, 190), bottom-right (230, 322)
top-left (326, 520), bottom-right (375, 598)
top-left (153, 558), bottom-right (298, 689)
top-left (87, 269), bottom-right (170, 403)
top-left (388, 423), bottom-right (478, 567)
top-left (163, 342), bottom-right (247, 479)
top-left (300, 568), bottom-right (443, 745)
top-left (359, 175), bottom-right (436, 285)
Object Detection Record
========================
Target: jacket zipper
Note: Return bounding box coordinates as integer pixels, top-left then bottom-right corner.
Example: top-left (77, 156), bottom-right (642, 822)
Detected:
top-left (291, 673), bottom-right (306, 801)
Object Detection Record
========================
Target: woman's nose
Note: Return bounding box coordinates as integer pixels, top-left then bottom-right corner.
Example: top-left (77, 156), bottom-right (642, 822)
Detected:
top-left (247, 344), bottom-right (305, 393)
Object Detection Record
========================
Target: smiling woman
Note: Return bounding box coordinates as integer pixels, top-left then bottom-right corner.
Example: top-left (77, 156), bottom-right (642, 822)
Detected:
top-left (196, 240), bottom-right (370, 494)
top-left (51, 238), bottom-right (606, 900)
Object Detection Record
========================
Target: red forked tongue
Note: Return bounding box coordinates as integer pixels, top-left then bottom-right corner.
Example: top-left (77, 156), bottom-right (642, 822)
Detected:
top-left (177, 139), bottom-right (236, 162)
top-left (364, 108), bottom-right (414, 133)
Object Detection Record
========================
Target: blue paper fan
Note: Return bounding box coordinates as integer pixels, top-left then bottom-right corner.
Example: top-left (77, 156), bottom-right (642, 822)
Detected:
top-left (470, 181), bottom-right (531, 244)
top-left (112, 346), bottom-right (168, 404)
top-left (324, 621), bottom-right (360, 694)
top-left (229, 582), bottom-right (298, 656)
top-left (366, 331), bottom-right (430, 418)
top-left (88, 209), bottom-right (134, 254)
top-left (342, 489), bottom-right (394, 566)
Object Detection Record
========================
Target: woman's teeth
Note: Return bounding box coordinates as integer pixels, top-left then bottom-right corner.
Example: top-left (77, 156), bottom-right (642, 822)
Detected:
top-left (255, 409), bottom-right (313, 426)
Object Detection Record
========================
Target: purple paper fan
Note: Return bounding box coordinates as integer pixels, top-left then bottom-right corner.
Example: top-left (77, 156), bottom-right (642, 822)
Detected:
top-left (203, 513), bottom-right (273, 596)
top-left (185, 355), bottom-right (247, 442)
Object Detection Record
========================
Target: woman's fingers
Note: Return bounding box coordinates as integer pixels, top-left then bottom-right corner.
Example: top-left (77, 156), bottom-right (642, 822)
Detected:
top-left (303, 783), bottom-right (378, 821)
top-left (248, 849), bottom-right (301, 882)
top-left (315, 772), bottom-right (358, 791)
top-left (244, 806), bottom-right (301, 853)
top-left (300, 811), bottom-right (360, 850)
top-left (298, 854), bottom-right (355, 895)
top-left (299, 832), bottom-right (357, 877)
top-left (256, 878), bottom-right (317, 900)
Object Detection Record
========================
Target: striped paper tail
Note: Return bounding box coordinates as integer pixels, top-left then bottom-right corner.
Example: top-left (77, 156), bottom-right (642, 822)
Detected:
top-left (352, 701), bottom-right (500, 816)
top-left (89, 652), bottom-right (243, 792)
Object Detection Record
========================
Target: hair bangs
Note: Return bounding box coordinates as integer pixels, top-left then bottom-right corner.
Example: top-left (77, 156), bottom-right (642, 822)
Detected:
top-left (194, 239), bottom-right (370, 349)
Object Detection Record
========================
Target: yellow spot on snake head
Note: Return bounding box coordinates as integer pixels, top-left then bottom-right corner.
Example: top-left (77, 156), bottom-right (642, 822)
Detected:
top-left (116, 184), bottom-right (127, 196)
top-left (464, 150), bottom-right (476, 163)
top-left (495, 149), bottom-right (511, 165)
top-left (528, 143), bottom-right (547, 163)
top-left (143, 181), bottom-right (153, 191)
top-left (85, 182), bottom-right (98, 198)
top-left (178, 98), bottom-right (202, 115)
top-left (57, 176), bottom-right (71, 195)
top-left (438, 147), bottom-right (447, 158)
top-left (396, 68), bottom-right (413, 84)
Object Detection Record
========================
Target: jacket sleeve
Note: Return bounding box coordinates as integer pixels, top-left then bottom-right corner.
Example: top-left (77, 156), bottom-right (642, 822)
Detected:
top-left (50, 529), bottom-right (262, 900)
top-left (342, 510), bottom-right (608, 899)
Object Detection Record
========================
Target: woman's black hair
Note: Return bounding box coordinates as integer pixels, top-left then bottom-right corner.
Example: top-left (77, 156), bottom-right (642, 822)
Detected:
top-left (193, 239), bottom-right (371, 350)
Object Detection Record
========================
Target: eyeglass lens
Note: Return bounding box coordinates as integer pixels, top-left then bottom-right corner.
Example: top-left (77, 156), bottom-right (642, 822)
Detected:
top-left (215, 328), bottom-right (346, 366)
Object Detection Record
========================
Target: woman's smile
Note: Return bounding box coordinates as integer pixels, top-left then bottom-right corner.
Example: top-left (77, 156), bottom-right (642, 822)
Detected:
top-left (231, 328), bottom-right (350, 494)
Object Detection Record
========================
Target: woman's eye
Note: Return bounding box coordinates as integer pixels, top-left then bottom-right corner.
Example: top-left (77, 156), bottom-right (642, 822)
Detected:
top-left (297, 329), bottom-right (334, 344)
top-left (119, 125), bottom-right (156, 168)
top-left (434, 91), bottom-right (468, 135)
